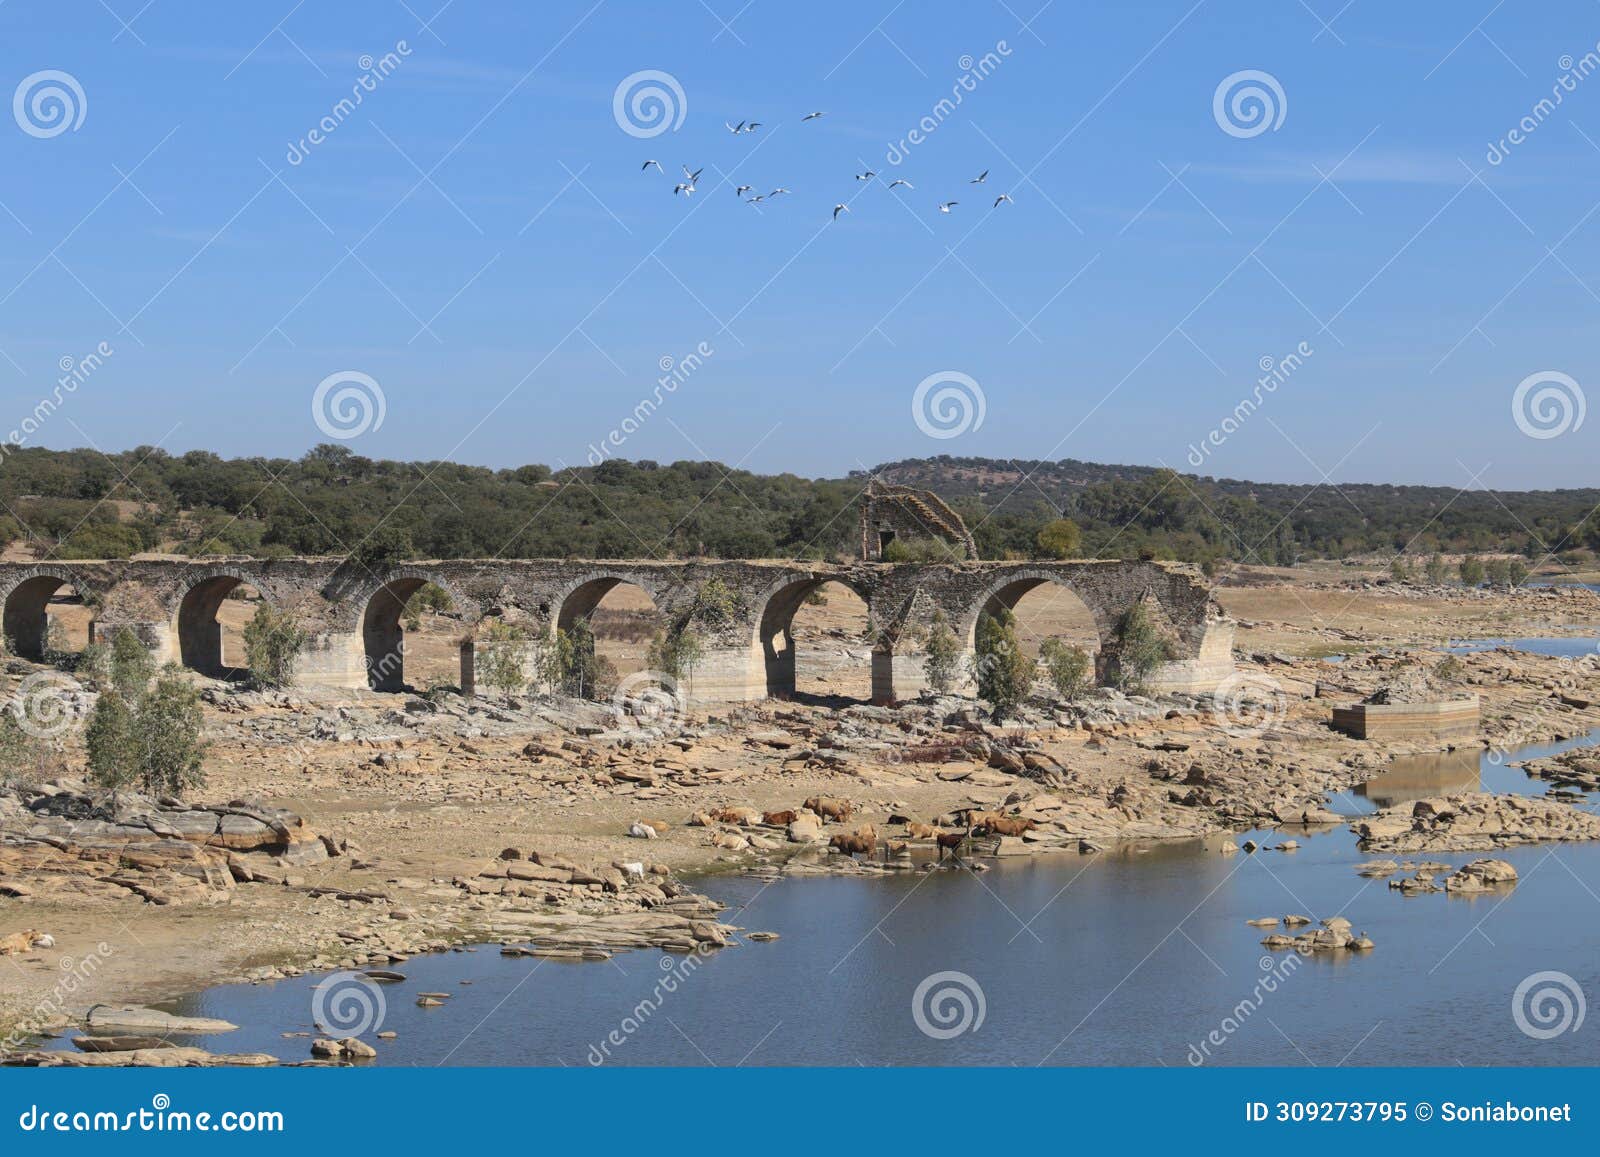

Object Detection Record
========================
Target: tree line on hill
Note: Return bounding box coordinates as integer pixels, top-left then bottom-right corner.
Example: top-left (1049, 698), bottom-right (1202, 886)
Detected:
top-left (0, 445), bottom-right (1596, 569)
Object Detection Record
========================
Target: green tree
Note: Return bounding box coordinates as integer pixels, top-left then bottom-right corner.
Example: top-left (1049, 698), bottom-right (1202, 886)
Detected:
top-left (1424, 553), bottom-right (1449, 584)
top-left (108, 627), bottom-right (155, 698)
top-left (1507, 559), bottom-right (1530, 587)
top-left (537, 620), bottom-right (610, 699)
top-left (402, 584), bottom-right (454, 630)
top-left (1389, 557), bottom-right (1411, 583)
top-left (1110, 602), bottom-right (1172, 693)
top-left (132, 670), bottom-right (207, 796)
top-left (921, 610), bottom-right (960, 695)
top-left (973, 608), bottom-right (1033, 722)
top-left (242, 604), bottom-right (308, 689)
top-left (1484, 557), bottom-right (1512, 587)
top-left (86, 648), bottom-right (208, 798)
top-left (475, 620), bottom-right (531, 696)
top-left (1035, 518), bottom-right (1083, 560)
top-left (1039, 637), bottom-right (1093, 700)
top-left (84, 687), bottom-right (139, 793)
top-left (1458, 555), bottom-right (1485, 587)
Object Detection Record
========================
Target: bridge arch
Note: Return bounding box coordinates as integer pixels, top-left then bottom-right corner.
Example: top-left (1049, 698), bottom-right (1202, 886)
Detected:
top-left (954, 568), bottom-right (1112, 652)
top-left (174, 568), bottom-right (274, 679)
top-left (753, 572), bottom-right (874, 700)
top-left (1, 567), bottom-right (92, 660)
top-left (551, 571), bottom-right (670, 635)
top-left (355, 569), bottom-right (475, 692)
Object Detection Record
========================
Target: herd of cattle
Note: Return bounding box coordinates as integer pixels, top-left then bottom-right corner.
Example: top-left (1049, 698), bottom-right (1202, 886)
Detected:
top-left (661, 796), bottom-right (1042, 863)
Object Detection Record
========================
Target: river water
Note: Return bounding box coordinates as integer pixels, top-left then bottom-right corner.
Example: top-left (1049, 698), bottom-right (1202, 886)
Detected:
top-left (75, 721), bottom-right (1600, 1068)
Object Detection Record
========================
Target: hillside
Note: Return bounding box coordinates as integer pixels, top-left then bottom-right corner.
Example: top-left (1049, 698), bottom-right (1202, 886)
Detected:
top-left (0, 445), bottom-right (1595, 569)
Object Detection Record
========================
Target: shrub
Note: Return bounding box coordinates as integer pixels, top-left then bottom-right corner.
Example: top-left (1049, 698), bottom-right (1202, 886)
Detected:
top-left (1039, 637), bottom-right (1092, 700)
top-left (647, 627), bottom-right (703, 681)
top-left (475, 620), bottom-right (531, 696)
top-left (1110, 602), bottom-right (1172, 693)
top-left (972, 609), bottom-right (1032, 723)
top-left (1433, 654), bottom-right (1467, 683)
top-left (86, 651), bottom-right (208, 798)
top-left (921, 610), bottom-right (960, 695)
top-left (1424, 553), bottom-right (1448, 584)
top-left (242, 604), bottom-right (308, 689)
top-left (1389, 557), bottom-right (1411, 583)
top-left (538, 620), bottom-right (610, 700)
top-left (1035, 518), bottom-right (1082, 560)
top-left (1507, 559), bottom-right (1530, 586)
top-left (0, 710), bottom-right (63, 790)
top-left (1458, 555), bottom-right (1485, 587)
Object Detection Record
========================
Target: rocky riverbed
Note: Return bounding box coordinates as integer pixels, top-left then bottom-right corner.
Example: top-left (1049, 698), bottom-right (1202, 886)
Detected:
top-left (3, 579), bottom-right (1599, 1061)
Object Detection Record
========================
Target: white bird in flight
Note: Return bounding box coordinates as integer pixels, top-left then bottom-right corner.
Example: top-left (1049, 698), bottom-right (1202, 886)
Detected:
top-left (938, 201), bottom-right (958, 213)
top-left (970, 169), bottom-right (989, 183)
top-left (854, 170), bottom-right (876, 181)
top-left (832, 203), bottom-right (849, 219)
top-left (747, 195), bottom-right (766, 204)
top-left (682, 164), bottom-right (703, 183)
top-left (736, 184), bottom-right (753, 197)
top-left (642, 159), bottom-right (663, 173)
top-left (802, 111), bottom-right (825, 121)
top-left (887, 178), bottom-right (913, 189)
top-left (993, 193), bottom-right (1013, 207)
top-left (769, 187), bottom-right (790, 197)
top-left (673, 182), bottom-right (695, 196)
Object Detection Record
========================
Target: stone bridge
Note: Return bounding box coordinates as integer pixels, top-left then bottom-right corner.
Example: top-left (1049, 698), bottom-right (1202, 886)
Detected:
top-left (0, 558), bottom-right (1235, 704)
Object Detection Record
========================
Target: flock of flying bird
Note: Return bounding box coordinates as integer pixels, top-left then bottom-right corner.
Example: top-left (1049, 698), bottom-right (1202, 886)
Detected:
top-left (638, 110), bottom-right (1015, 221)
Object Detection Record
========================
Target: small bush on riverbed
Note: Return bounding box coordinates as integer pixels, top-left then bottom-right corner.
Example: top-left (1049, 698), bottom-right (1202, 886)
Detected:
top-left (973, 609), bottom-right (1032, 723)
top-left (243, 604), bottom-right (307, 689)
top-left (86, 663), bottom-right (207, 797)
top-left (1040, 638), bottom-right (1092, 700)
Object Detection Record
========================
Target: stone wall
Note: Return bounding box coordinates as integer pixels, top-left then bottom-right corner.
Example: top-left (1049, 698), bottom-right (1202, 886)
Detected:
top-left (0, 556), bottom-right (1235, 704)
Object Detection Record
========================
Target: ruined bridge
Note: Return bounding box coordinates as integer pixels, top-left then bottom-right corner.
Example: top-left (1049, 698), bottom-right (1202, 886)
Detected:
top-left (0, 558), bottom-right (1235, 704)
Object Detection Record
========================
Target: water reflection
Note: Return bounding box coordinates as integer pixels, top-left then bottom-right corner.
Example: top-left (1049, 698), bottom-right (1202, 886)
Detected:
top-left (1355, 748), bottom-right (1479, 808)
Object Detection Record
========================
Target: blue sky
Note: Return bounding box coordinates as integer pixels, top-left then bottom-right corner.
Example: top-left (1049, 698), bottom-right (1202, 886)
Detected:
top-left (2, 0), bottom-right (1598, 488)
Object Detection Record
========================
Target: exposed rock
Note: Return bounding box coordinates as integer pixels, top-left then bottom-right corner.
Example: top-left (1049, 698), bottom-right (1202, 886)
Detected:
top-left (1353, 793), bottom-right (1600, 853)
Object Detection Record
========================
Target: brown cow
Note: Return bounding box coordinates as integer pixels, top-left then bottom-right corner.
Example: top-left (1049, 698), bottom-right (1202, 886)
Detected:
top-left (977, 817), bottom-right (1037, 837)
top-left (850, 823), bottom-right (878, 841)
top-left (904, 822), bottom-right (940, 840)
top-left (829, 833), bottom-right (877, 858)
top-left (762, 809), bottom-right (800, 826)
top-left (804, 796), bottom-right (854, 823)
top-left (936, 829), bottom-right (972, 860)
